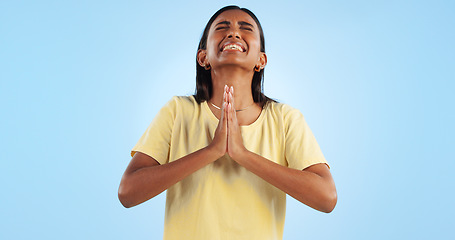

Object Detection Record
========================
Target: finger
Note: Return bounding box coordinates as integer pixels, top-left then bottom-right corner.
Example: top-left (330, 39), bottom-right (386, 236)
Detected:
top-left (224, 85), bottom-right (229, 101)
top-left (227, 92), bottom-right (239, 127)
top-left (225, 90), bottom-right (230, 118)
top-left (225, 85), bottom-right (230, 105)
top-left (226, 102), bottom-right (230, 135)
top-left (227, 103), bottom-right (240, 145)
top-left (216, 92), bottom-right (226, 131)
top-left (220, 97), bottom-right (225, 121)
top-left (223, 102), bottom-right (228, 125)
top-left (230, 101), bottom-right (239, 126)
top-left (228, 102), bottom-right (235, 126)
top-left (229, 90), bottom-right (235, 109)
top-left (225, 102), bottom-right (229, 152)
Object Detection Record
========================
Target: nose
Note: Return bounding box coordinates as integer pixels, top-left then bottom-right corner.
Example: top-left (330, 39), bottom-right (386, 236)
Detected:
top-left (227, 29), bottom-right (241, 39)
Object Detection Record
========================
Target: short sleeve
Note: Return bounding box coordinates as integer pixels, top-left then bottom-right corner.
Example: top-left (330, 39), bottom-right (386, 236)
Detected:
top-left (283, 105), bottom-right (329, 170)
top-left (130, 97), bottom-right (177, 165)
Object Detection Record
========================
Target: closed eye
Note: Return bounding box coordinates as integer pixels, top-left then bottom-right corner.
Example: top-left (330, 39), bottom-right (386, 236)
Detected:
top-left (215, 21), bottom-right (230, 30)
top-left (238, 21), bottom-right (254, 31)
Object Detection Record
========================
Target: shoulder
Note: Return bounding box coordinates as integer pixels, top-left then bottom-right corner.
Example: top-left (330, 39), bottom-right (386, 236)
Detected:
top-left (166, 95), bottom-right (196, 104)
top-left (265, 101), bottom-right (304, 120)
top-left (164, 95), bottom-right (199, 109)
top-left (263, 101), bottom-right (309, 136)
top-left (161, 96), bottom-right (202, 118)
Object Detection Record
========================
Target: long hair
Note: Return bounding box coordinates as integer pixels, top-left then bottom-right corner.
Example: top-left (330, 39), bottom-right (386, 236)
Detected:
top-left (194, 5), bottom-right (274, 107)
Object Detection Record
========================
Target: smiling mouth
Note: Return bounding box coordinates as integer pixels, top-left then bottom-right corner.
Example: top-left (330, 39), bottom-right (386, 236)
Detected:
top-left (221, 43), bottom-right (246, 52)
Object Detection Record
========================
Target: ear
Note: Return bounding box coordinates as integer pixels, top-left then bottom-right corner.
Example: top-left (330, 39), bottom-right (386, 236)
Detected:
top-left (257, 52), bottom-right (267, 70)
top-left (197, 49), bottom-right (209, 68)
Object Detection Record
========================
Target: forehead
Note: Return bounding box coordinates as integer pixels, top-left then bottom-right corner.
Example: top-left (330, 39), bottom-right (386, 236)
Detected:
top-left (212, 9), bottom-right (258, 28)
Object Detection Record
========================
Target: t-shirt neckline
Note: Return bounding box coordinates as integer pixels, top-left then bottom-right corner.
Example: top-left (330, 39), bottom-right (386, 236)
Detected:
top-left (201, 98), bottom-right (266, 129)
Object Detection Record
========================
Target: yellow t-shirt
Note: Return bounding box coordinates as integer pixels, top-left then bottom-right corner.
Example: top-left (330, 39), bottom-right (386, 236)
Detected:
top-left (131, 96), bottom-right (328, 240)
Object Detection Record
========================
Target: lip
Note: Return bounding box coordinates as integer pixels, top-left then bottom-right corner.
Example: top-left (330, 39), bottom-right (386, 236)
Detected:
top-left (220, 42), bottom-right (246, 53)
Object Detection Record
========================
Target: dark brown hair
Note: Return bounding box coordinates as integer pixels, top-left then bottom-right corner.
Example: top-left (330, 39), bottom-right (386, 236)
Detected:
top-left (194, 5), bottom-right (274, 107)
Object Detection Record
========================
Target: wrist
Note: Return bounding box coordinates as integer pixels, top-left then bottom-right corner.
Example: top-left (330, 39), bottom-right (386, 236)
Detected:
top-left (230, 147), bottom-right (250, 163)
top-left (205, 144), bottom-right (225, 160)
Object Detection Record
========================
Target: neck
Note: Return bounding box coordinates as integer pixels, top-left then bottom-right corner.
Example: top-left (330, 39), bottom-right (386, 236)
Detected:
top-left (210, 67), bottom-right (255, 109)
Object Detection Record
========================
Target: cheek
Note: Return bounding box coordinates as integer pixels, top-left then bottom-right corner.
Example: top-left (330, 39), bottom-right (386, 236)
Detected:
top-left (254, 37), bottom-right (262, 48)
top-left (206, 46), bottom-right (218, 60)
top-left (205, 38), bottom-right (220, 58)
top-left (248, 40), bottom-right (262, 57)
top-left (244, 35), bottom-right (261, 51)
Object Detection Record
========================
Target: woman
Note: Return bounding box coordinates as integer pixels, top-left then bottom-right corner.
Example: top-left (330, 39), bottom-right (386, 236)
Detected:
top-left (118, 5), bottom-right (337, 240)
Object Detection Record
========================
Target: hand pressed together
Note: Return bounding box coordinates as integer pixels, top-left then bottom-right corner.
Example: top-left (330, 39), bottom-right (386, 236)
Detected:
top-left (207, 85), bottom-right (248, 161)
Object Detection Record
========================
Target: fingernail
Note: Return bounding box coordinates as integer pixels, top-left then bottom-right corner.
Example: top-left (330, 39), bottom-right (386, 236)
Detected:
top-left (230, 86), bottom-right (234, 92)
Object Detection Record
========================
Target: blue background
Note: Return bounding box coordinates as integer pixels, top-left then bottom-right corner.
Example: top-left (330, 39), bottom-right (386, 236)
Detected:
top-left (1, 0), bottom-right (453, 239)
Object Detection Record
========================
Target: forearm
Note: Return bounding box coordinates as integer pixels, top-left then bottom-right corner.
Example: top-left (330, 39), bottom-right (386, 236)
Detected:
top-left (119, 147), bottom-right (220, 208)
top-left (235, 150), bottom-right (337, 213)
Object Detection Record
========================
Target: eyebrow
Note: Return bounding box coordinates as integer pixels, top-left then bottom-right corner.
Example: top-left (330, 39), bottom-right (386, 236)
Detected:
top-left (215, 20), bottom-right (254, 28)
top-left (238, 21), bottom-right (254, 27)
top-left (215, 21), bottom-right (230, 27)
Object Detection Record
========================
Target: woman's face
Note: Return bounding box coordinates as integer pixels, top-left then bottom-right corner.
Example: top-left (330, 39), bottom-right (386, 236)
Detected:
top-left (200, 9), bottom-right (266, 71)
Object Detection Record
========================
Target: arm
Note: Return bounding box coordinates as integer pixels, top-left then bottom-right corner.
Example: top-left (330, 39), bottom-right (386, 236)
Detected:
top-left (118, 91), bottom-right (230, 208)
top-left (233, 150), bottom-right (336, 213)
top-left (118, 148), bottom-right (221, 208)
top-left (225, 88), bottom-right (337, 213)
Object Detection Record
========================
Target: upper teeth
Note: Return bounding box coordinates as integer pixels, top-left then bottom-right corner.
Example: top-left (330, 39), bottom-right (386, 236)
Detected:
top-left (223, 44), bottom-right (243, 51)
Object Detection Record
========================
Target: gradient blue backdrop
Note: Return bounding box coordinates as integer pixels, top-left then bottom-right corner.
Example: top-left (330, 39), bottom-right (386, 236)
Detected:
top-left (1, 0), bottom-right (454, 239)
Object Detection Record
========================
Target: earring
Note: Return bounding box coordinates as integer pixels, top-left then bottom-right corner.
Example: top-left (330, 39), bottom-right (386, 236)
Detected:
top-left (204, 64), bottom-right (211, 70)
top-left (254, 66), bottom-right (261, 72)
